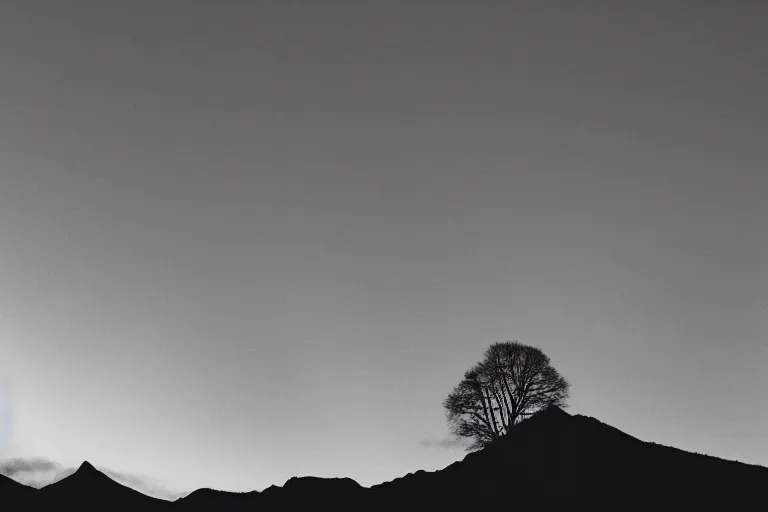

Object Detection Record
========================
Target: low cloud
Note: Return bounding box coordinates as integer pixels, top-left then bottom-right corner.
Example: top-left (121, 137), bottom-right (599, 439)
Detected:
top-left (0, 457), bottom-right (60, 476)
top-left (419, 437), bottom-right (468, 449)
top-left (0, 457), bottom-right (182, 500)
top-left (0, 457), bottom-right (72, 487)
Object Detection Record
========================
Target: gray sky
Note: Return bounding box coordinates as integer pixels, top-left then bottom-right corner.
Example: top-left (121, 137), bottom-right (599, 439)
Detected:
top-left (1, 0), bottom-right (766, 496)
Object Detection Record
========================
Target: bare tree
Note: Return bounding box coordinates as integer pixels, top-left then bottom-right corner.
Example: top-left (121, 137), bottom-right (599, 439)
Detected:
top-left (443, 341), bottom-right (570, 450)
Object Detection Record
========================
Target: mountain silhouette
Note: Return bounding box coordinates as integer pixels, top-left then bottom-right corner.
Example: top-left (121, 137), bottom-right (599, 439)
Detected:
top-left (176, 474), bottom-right (367, 511)
top-left (371, 405), bottom-right (768, 509)
top-left (175, 487), bottom-right (256, 511)
top-left (35, 461), bottom-right (172, 511)
top-left (5, 406), bottom-right (767, 511)
top-left (0, 472), bottom-right (36, 509)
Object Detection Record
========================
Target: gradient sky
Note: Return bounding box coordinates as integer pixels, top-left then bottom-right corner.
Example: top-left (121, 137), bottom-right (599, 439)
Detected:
top-left (1, 0), bottom-right (766, 497)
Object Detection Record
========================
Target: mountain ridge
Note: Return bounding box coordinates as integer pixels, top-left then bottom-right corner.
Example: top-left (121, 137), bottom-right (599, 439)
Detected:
top-left (4, 406), bottom-right (767, 510)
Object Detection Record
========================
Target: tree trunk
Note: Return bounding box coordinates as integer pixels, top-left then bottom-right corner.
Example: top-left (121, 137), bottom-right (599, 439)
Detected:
top-left (498, 369), bottom-right (517, 429)
top-left (483, 388), bottom-right (500, 438)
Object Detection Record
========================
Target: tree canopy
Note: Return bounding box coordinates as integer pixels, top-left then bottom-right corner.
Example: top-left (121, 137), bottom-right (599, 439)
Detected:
top-left (443, 341), bottom-right (570, 450)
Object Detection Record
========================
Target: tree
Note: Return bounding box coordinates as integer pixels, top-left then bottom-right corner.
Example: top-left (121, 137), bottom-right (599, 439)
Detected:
top-left (443, 341), bottom-right (570, 450)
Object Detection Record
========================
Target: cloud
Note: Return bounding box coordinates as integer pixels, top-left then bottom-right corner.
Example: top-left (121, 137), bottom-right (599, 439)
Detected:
top-left (418, 437), bottom-right (468, 449)
top-left (0, 457), bottom-right (72, 487)
top-left (0, 457), bottom-right (60, 476)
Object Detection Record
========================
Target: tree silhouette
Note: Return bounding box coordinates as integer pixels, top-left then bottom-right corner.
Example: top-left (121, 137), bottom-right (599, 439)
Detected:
top-left (444, 341), bottom-right (570, 450)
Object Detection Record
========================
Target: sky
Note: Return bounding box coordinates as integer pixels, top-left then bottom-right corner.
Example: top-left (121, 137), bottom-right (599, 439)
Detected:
top-left (1, 0), bottom-right (766, 498)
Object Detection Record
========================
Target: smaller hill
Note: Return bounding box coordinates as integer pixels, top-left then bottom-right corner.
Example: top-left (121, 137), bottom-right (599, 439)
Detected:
top-left (176, 475), bottom-right (365, 511)
top-left (176, 487), bottom-right (258, 512)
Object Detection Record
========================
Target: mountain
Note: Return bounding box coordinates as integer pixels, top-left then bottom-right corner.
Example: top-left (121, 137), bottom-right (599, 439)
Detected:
top-left (4, 407), bottom-right (768, 510)
top-left (175, 475), bottom-right (366, 511)
top-left (0, 473), bottom-right (36, 509)
top-left (371, 405), bottom-right (768, 509)
top-left (34, 461), bottom-right (172, 512)
top-left (175, 487), bottom-right (257, 511)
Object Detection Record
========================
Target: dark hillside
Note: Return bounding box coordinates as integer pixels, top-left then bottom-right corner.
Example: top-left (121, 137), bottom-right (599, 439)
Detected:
top-left (0, 473), bottom-right (36, 509)
top-left (369, 406), bottom-right (768, 509)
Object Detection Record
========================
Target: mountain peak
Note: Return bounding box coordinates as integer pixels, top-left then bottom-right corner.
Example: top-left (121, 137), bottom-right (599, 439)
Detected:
top-left (77, 461), bottom-right (99, 473)
top-left (282, 476), bottom-right (362, 492)
top-left (520, 404), bottom-right (570, 426)
top-left (539, 404), bottom-right (570, 417)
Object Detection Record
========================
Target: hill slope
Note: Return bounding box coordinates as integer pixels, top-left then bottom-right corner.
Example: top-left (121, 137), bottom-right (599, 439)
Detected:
top-left (0, 473), bottom-right (37, 509)
top-left (371, 406), bottom-right (768, 508)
